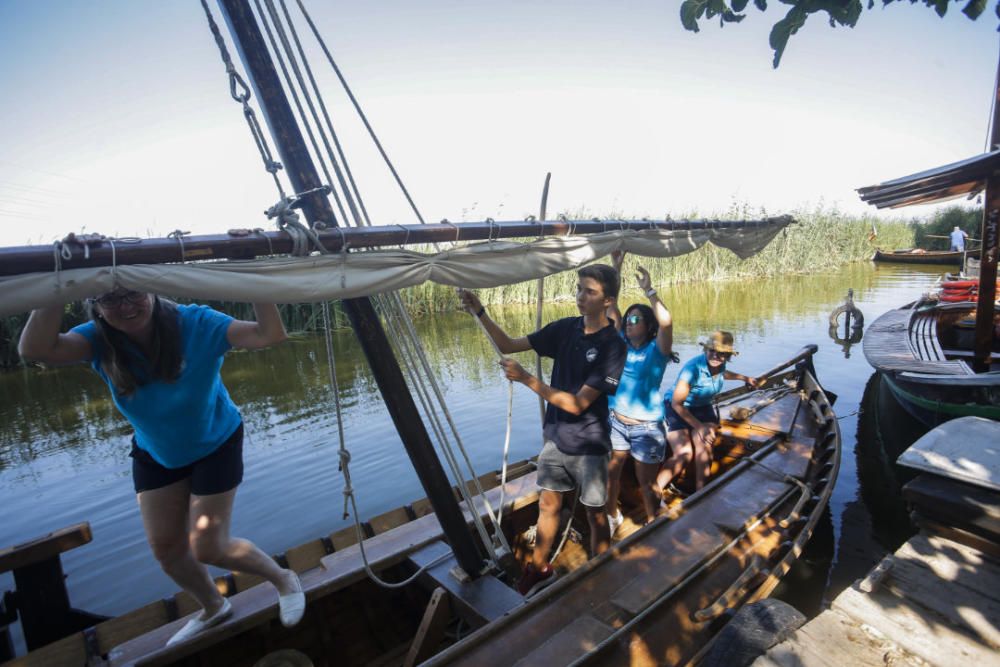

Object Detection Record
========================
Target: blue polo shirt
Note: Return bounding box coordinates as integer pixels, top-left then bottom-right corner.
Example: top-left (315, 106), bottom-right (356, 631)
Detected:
top-left (527, 317), bottom-right (627, 456)
top-left (609, 337), bottom-right (670, 421)
top-left (666, 353), bottom-right (725, 408)
top-left (71, 304), bottom-right (241, 469)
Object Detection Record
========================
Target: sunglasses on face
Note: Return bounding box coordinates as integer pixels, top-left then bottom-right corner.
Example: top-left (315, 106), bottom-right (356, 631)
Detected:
top-left (707, 349), bottom-right (731, 359)
top-left (625, 314), bottom-right (643, 325)
top-left (95, 290), bottom-right (146, 308)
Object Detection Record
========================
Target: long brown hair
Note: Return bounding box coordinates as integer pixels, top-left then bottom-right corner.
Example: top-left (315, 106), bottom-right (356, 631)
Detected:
top-left (86, 296), bottom-right (182, 396)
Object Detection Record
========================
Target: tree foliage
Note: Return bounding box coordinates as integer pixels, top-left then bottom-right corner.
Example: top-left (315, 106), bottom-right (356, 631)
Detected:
top-left (911, 205), bottom-right (983, 249)
top-left (679, 1), bottom-right (996, 67)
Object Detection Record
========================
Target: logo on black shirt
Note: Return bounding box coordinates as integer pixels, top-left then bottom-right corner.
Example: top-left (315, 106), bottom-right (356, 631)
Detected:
top-left (586, 347), bottom-right (598, 362)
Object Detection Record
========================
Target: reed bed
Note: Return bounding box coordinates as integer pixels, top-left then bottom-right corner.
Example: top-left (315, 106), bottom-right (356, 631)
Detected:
top-left (1, 208), bottom-right (911, 369)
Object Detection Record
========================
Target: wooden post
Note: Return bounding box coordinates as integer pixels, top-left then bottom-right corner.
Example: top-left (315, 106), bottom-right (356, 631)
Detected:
top-left (218, 0), bottom-right (484, 577)
top-left (973, 47), bottom-right (1000, 373)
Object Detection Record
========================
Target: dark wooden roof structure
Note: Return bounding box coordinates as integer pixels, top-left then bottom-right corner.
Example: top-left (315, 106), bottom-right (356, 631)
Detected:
top-left (856, 149), bottom-right (1000, 209)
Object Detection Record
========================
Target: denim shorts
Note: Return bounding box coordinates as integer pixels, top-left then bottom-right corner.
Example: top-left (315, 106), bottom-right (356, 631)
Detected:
top-left (609, 413), bottom-right (667, 464)
top-left (536, 440), bottom-right (609, 508)
top-left (664, 403), bottom-right (719, 432)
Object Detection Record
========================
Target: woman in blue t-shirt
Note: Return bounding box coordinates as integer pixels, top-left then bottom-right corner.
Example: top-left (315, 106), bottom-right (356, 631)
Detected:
top-left (605, 252), bottom-right (677, 529)
top-left (656, 331), bottom-right (759, 493)
top-left (18, 289), bottom-right (306, 646)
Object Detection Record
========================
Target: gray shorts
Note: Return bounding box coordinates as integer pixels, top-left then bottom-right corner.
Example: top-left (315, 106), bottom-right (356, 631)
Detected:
top-left (536, 440), bottom-right (609, 508)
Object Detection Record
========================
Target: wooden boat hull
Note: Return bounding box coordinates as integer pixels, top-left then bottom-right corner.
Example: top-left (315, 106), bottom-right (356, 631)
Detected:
top-left (863, 301), bottom-right (1000, 427)
top-left (872, 249), bottom-right (971, 266)
top-left (7, 358), bottom-right (840, 667)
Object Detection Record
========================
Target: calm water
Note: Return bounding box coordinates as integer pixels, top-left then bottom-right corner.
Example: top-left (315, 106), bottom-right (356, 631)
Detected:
top-left (0, 261), bottom-right (943, 650)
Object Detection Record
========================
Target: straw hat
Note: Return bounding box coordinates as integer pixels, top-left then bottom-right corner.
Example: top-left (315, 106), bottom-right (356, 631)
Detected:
top-left (253, 650), bottom-right (314, 667)
top-left (701, 330), bottom-right (738, 355)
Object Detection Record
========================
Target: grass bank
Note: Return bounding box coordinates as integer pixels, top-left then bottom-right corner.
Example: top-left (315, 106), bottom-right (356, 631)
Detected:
top-left (1, 208), bottom-right (910, 369)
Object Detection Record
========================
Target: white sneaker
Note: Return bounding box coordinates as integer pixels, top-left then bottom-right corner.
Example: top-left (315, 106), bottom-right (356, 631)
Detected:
top-left (278, 570), bottom-right (306, 627)
top-left (166, 598), bottom-right (232, 647)
top-left (608, 510), bottom-right (625, 536)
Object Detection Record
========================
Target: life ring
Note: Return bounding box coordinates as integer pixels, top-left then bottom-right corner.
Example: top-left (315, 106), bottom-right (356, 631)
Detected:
top-left (942, 280), bottom-right (978, 289)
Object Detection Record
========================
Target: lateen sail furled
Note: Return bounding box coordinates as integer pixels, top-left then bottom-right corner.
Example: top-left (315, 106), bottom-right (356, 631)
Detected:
top-left (0, 222), bottom-right (791, 316)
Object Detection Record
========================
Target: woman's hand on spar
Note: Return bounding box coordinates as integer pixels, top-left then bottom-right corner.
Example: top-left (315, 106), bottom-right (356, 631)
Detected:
top-left (635, 266), bottom-right (652, 292)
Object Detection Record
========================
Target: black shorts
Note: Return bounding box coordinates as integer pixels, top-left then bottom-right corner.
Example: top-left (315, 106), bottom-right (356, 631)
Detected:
top-left (664, 403), bottom-right (719, 432)
top-left (131, 423), bottom-right (244, 496)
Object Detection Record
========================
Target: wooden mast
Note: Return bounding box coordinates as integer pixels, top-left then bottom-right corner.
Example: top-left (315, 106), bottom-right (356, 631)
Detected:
top-left (217, 0), bottom-right (485, 576)
top-left (973, 45), bottom-right (1000, 373)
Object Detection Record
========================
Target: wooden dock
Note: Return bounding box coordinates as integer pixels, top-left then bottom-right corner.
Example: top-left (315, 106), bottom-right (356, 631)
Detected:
top-left (755, 533), bottom-right (999, 666)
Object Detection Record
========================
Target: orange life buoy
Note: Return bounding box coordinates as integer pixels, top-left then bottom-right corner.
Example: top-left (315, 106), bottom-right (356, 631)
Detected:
top-left (942, 280), bottom-right (978, 289)
top-left (939, 292), bottom-right (978, 302)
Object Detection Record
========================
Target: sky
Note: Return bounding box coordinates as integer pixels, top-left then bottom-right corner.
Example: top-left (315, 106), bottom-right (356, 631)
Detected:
top-left (0, 1), bottom-right (997, 247)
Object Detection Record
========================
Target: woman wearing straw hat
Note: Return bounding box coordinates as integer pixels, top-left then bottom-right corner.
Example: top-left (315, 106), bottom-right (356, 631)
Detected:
top-left (656, 331), bottom-right (759, 493)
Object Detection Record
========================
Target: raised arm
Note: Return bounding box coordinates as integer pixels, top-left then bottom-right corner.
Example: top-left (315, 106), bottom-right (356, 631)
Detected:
top-left (226, 303), bottom-right (289, 351)
top-left (607, 250), bottom-right (626, 331)
top-left (18, 305), bottom-right (92, 366)
top-left (458, 290), bottom-right (532, 354)
top-left (501, 358), bottom-right (601, 415)
top-left (635, 265), bottom-right (672, 356)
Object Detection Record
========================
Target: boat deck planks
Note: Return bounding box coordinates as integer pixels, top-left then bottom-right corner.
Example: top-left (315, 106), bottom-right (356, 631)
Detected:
top-left (424, 425), bottom-right (815, 667)
top-left (719, 392), bottom-right (802, 439)
top-left (757, 533), bottom-right (1000, 667)
top-left (107, 473), bottom-right (539, 667)
top-left (863, 309), bottom-right (972, 375)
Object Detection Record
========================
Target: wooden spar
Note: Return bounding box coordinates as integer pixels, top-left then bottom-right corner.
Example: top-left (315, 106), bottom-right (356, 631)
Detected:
top-left (217, 0), bottom-right (485, 576)
top-left (0, 217), bottom-right (788, 277)
top-left (973, 45), bottom-right (1000, 373)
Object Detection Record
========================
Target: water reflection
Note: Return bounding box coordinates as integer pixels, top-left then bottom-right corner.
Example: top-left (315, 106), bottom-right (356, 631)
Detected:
top-left (0, 261), bottom-right (945, 648)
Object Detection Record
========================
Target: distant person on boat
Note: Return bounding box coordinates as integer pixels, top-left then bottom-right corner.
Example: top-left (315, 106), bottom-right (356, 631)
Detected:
top-left (459, 264), bottom-right (626, 596)
top-left (605, 250), bottom-right (678, 530)
top-left (950, 226), bottom-right (969, 252)
top-left (656, 331), bottom-right (760, 494)
top-left (18, 290), bottom-right (306, 646)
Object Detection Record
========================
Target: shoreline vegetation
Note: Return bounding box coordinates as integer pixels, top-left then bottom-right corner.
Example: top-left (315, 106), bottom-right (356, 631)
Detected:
top-left (1, 207), bottom-right (919, 369)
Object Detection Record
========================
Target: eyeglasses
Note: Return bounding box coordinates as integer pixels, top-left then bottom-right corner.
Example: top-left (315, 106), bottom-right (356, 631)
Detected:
top-left (707, 349), bottom-right (732, 359)
top-left (94, 290), bottom-right (146, 308)
top-left (625, 314), bottom-right (643, 325)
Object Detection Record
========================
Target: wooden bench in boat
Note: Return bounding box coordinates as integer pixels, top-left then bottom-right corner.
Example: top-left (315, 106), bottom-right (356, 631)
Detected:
top-left (863, 308), bottom-right (973, 375)
top-left (0, 522), bottom-right (107, 658)
top-left (104, 471), bottom-right (539, 667)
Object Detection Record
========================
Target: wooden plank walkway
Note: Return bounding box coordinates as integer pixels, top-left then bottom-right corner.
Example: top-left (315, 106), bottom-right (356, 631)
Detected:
top-left (863, 308), bottom-right (972, 375)
top-left (755, 533), bottom-right (1000, 667)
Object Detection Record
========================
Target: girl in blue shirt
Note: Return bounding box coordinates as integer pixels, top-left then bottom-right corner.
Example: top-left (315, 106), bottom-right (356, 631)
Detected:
top-left (605, 252), bottom-right (677, 529)
top-left (19, 289), bottom-right (305, 646)
top-left (657, 331), bottom-right (759, 493)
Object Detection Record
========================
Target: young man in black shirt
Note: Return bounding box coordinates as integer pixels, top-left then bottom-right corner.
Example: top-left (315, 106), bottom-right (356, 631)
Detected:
top-left (460, 264), bottom-right (627, 595)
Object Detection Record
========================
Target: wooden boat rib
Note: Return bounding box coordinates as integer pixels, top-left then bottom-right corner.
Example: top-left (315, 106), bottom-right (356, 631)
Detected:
top-left (4, 350), bottom-right (838, 667)
top-left (872, 249), bottom-right (973, 266)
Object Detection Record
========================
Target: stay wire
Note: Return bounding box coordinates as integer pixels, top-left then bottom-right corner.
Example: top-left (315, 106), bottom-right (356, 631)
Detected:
top-left (373, 292), bottom-right (507, 564)
top-left (278, 0), bottom-right (373, 228)
top-left (252, 0), bottom-right (348, 224)
top-left (294, 0), bottom-right (428, 225)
